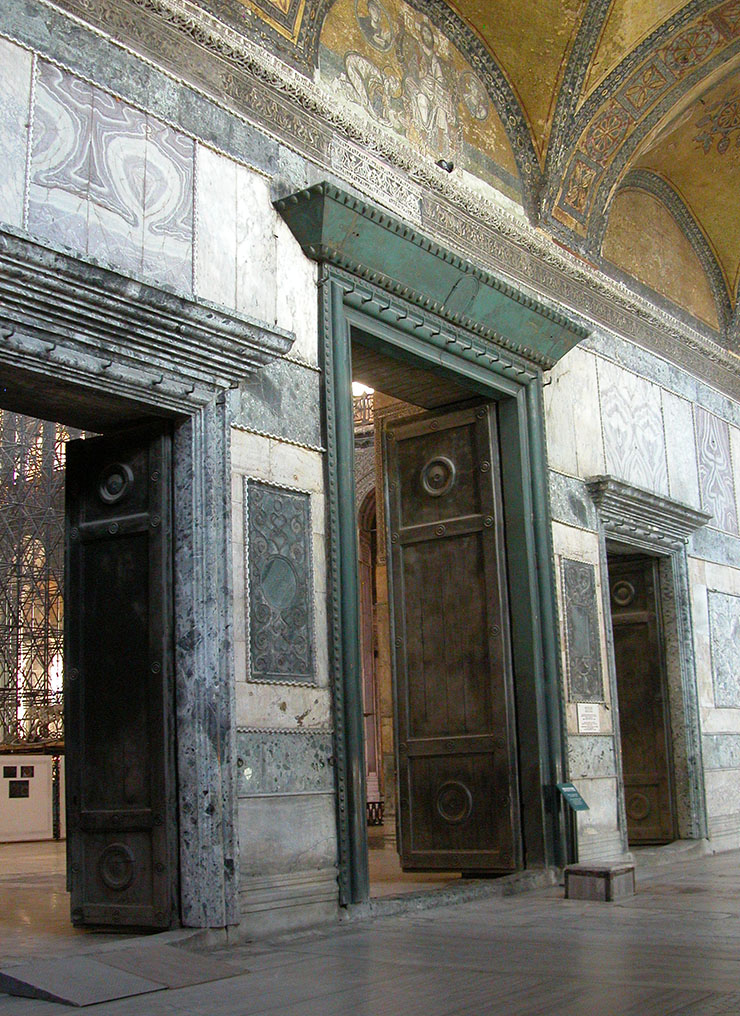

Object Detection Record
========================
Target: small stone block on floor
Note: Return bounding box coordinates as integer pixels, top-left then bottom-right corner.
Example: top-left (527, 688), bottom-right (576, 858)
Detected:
top-left (564, 862), bottom-right (635, 902)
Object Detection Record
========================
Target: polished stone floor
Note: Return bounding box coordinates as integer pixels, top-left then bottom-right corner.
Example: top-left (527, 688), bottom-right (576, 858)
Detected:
top-left (2, 844), bottom-right (740, 1014)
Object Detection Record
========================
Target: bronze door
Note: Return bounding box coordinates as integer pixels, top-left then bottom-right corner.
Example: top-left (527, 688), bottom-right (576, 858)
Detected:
top-left (385, 404), bottom-right (519, 872)
top-left (65, 427), bottom-right (176, 928)
top-left (609, 554), bottom-right (675, 845)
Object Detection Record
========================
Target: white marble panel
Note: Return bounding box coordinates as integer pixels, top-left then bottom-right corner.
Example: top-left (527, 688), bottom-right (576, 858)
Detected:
top-left (270, 441), bottom-right (324, 493)
top-left (231, 429), bottom-right (272, 477)
top-left (275, 213), bottom-right (319, 366)
top-left (705, 769), bottom-right (740, 819)
top-left (573, 777), bottom-right (619, 839)
top-left (28, 62), bottom-right (92, 253)
top-left (236, 683), bottom-right (332, 728)
top-left (598, 358), bottom-right (669, 495)
top-left (236, 166), bottom-right (276, 324)
top-left (238, 795), bottom-right (337, 878)
top-left (662, 390), bottom-right (701, 508)
top-left (0, 39), bottom-right (32, 228)
top-left (543, 355), bottom-right (579, 476)
top-left (86, 87), bottom-right (146, 277)
top-left (571, 348), bottom-right (605, 477)
top-left (195, 144), bottom-right (237, 309)
top-left (732, 425), bottom-right (740, 522)
top-left (142, 119), bottom-right (194, 293)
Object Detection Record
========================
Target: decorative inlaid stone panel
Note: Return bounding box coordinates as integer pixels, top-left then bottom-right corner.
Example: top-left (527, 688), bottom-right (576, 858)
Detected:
top-left (695, 407), bottom-right (739, 535)
top-left (235, 359), bottom-right (321, 449)
top-left (561, 558), bottom-right (604, 703)
top-left (708, 590), bottom-right (740, 707)
top-left (246, 479), bottom-right (315, 683)
top-left (236, 730), bottom-right (334, 796)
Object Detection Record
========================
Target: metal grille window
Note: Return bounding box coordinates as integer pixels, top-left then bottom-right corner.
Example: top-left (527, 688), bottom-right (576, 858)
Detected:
top-left (0, 411), bottom-right (83, 746)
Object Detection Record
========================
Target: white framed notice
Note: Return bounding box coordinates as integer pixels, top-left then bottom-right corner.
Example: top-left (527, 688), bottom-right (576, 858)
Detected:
top-left (577, 702), bottom-right (601, 734)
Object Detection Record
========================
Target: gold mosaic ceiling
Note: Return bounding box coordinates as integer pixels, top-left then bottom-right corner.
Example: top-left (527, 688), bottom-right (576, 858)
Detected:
top-left (238, 0), bottom-right (740, 343)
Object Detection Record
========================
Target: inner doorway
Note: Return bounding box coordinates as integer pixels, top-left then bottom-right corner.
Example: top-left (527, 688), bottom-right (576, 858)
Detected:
top-left (351, 339), bottom-right (521, 896)
top-left (0, 406), bottom-right (177, 942)
top-left (607, 550), bottom-right (677, 845)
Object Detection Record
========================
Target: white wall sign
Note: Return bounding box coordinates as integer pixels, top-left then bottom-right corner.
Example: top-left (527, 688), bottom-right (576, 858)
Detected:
top-left (577, 702), bottom-right (601, 734)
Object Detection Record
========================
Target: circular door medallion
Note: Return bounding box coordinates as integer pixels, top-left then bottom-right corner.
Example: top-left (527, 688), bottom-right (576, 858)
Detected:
top-left (99, 842), bottom-right (135, 891)
top-left (98, 463), bottom-right (134, 505)
top-left (421, 456), bottom-right (456, 497)
top-left (626, 792), bottom-right (651, 822)
top-left (436, 780), bottom-right (473, 824)
top-left (611, 579), bottom-right (636, 607)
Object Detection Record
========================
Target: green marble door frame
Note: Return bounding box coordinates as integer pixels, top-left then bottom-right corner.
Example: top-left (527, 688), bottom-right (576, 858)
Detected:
top-left (320, 267), bottom-right (569, 905)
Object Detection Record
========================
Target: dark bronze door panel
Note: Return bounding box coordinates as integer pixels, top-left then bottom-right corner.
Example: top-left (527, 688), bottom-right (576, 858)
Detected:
top-left (609, 554), bottom-right (675, 845)
top-left (385, 404), bottom-right (519, 872)
top-left (65, 427), bottom-right (175, 928)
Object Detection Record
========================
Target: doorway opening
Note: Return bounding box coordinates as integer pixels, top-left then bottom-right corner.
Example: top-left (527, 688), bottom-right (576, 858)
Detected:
top-left (351, 338), bottom-right (521, 898)
top-left (606, 547), bottom-right (677, 846)
top-left (0, 398), bottom-right (177, 953)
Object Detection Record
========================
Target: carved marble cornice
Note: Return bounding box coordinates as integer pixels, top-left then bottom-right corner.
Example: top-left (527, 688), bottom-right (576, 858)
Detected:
top-left (0, 229), bottom-right (294, 412)
top-left (20, 0), bottom-right (740, 399)
top-left (587, 476), bottom-right (712, 551)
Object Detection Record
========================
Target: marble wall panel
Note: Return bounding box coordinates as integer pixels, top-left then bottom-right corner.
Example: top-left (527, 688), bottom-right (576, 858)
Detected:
top-left (236, 166), bottom-right (276, 324)
top-left (705, 769), bottom-right (740, 819)
top-left (275, 213), bottom-right (319, 366)
top-left (708, 590), bottom-right (740, 708)
top-left (695, 407), bottom-right (739, 535)
top-left (662, 390), bottom-right (701, 508)
top-left (234, 359), bottom-right (322, 449)
top-left (236, 729), bottom-right (334, 797)
top-left (549, 472), bottom-right (599, 531)
top-left (0, 38), bottom-right (32, 228)
top-left (236, 683), bottom-right (332, 729)
top-left (86, 87), bottom-right (146, 278)
top-left (597, 358), bottom-right (669, 495)
top-left (238, 794), bottom-right (337, 877)
top-left (703, 734), bottom-right (740, 771)
top-left (28, 61), bottom-right (194, 291)
top-left (28, 62), bottom-right (92, 252)
top-left (142, 121), bottom-right (194, 292)
top-left (195, 144), bottom-right (237, 309)
top-left (568, 735), bottom-right (617, 779)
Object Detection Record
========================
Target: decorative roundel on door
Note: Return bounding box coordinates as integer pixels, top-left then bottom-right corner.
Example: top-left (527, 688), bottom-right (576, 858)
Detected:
top-left (99, 842), bottom-right (135, 891)
top-left (421, 456), bottom-right (456, 497)
top-left (611, 579), bottom-right (636, 607)
top-left (626, 792), bottom-right (651, 822)
top-left (98, 463), bottom-right (134, 505)
top-left (436, 780), bottom-right (473, 824)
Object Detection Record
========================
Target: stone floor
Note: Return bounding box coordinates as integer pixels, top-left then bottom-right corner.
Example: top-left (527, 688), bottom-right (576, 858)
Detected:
top-left (2, 844), bottom-right (740, 1014)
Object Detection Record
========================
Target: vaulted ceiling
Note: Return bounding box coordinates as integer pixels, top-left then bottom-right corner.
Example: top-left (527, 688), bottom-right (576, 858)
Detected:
top-left (207, 0), bottom-right (740, 348)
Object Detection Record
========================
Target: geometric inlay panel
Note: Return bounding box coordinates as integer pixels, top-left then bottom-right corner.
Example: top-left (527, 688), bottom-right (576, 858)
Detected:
top-left (708, 590), bottom-right (740, 707)
top-left (695, 407), bottom-right (739, 535)
top-left (561, 558), bottom-right (604, 703)
top-left (246, 479), bottom-right (315, 683)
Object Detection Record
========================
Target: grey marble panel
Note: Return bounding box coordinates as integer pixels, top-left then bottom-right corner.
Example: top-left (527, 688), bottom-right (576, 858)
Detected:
top-left (708, 591), bottom-right (740, 708)
top-left (233, 358), bottom-right (322, 449)
top-left (703, 734), bottom-right (740, 771)
top-left (549, 471), bottom-right (599, 531)
top-left (0, 38), bottom-right (32, 228)
top-left (236, 729), bottom-right (334, 797)
top-left (695, 407), bottom-right (739, 535)
top-left (238, 793), bottom-right (337, 877)
top-left (87, 85), bottom-right (146, 277)
top-left (142, 119), bottom-right (194, 293)
top-left (568, 735), bottom-right (617, 779)
top-left (598, 359), bottom-right (669, 495)
top-left (28, 61), bottom-right (92, 252)
top-left (246, 480), bottom-right (316, 683)
top-left (689, 526), bottom-right (740, 567)
top-left (561, 558), bottom-right (604, 703)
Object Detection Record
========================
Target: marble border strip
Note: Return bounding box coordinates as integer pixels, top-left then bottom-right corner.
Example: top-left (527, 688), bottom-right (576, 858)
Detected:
top-left (232, 424), bottom-right (325, 453)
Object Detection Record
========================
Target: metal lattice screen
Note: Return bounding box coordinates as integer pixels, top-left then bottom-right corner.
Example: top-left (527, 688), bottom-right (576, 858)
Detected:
top-left (0, 411), bottom-right (83, 746)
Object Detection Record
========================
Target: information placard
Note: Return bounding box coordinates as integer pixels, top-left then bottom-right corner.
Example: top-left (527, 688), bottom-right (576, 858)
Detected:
top-left (557, 782), bottom-right (590, 812)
